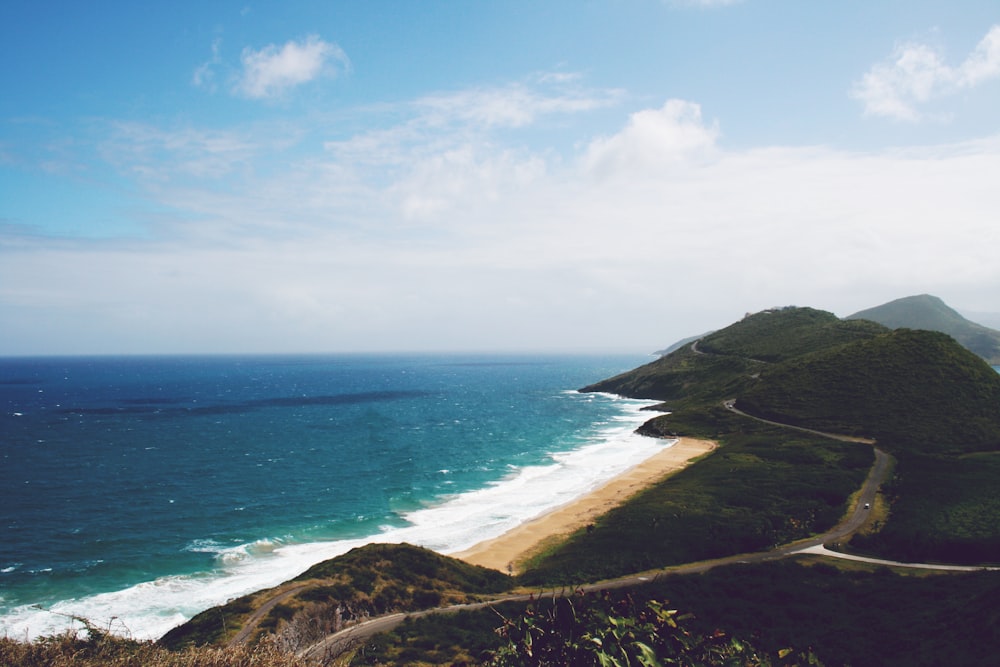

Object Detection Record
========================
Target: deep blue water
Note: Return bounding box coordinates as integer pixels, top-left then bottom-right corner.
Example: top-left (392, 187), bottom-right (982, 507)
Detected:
top-left (0, 353), bottom-right (660, 639)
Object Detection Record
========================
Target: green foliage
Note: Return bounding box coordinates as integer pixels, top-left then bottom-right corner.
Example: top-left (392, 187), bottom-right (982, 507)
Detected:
top-left (161, 543), bottom-right (511, 651)
top-left (294, 543), bottom-right (510, 594)
top-left (582, 307), bottom-right (886, 409)
top-left (644, 560), bottom-right (1000, 667)
top-left (582, 342), bottom-right (763, 408)
top-left (343, 561), bottom-right (1000, 667)
top-left (737, 329), bottom-right (1000, 454)
top-left (849, 452), bottom-right (1000, 563)
top-left (349, 608), bottom-right (505, 666)
top-left (698, 307), bottom-right (886, 363)
top-left (490, 591), bottom-right (812, 667)
top-left (519, 417), bottom-right (872, 585)
top-left (159, 593), bottom-right (255, 649)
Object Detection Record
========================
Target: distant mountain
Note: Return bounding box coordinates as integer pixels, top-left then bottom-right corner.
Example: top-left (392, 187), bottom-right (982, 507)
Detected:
top-left (847, 294), bottom-right (1000, 364)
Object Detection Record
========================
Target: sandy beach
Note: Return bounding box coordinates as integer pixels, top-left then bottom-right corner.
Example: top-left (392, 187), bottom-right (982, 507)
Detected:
top-left (452, 437), bottom-right (717, 573)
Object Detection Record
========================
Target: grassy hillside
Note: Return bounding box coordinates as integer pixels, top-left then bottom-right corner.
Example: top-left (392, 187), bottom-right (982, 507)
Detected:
top-left (582, 307), bottom-right (886, 408)
top-left (849, 451), bottom-right (1000, 564)
top-left (736, 328), bottom-right (1000, 455)
top-left (160, 543), bottom-right (510, 651)
top-left (586, 307), bottom-right (1000, 568)
top-left (519, 411), bottom-right (873, 584)
top-left (847, 293), bottom-right (1000, 364)
top-left (697, 306), bottom-right (887, 362)
top-left (364, 561), bottom-right (1000, 667)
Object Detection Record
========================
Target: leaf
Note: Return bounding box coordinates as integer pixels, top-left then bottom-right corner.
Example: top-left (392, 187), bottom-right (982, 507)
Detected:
top-left (635, 641), bottom-right (663, 667)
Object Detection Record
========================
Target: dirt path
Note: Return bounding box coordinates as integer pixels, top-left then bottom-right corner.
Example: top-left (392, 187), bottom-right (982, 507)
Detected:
top-left (226, 583), bottom-right (310, 647)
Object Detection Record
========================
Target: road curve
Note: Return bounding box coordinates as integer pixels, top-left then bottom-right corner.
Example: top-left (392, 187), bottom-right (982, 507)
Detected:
top-left (295, 406), bottom-right (897, 663)
top-left (289, 403), bottom-right (993, 664)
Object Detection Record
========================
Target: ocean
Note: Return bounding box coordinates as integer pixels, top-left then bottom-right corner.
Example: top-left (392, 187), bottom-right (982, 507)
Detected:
top-left (0, 353), bottom-right (664, 641)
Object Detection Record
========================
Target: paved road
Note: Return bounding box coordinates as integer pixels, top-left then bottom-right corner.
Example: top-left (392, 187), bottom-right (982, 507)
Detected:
top-left (287, 403), bottom-right (993, 663)
top-left (294, 407), bottom-right (898, 663)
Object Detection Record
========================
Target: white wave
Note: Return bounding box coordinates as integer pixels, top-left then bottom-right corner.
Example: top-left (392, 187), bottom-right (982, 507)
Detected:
top-left (1, 394), bottom-right (665, 642)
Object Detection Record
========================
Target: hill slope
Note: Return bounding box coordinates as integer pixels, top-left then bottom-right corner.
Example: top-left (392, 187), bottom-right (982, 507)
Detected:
top-left (587, 305), bottom-right (1000, 456)
top-left (847, 293), bottom-right (1000, 364)
top-left (736, 328), bottom-right (1000, 454)
top-left (583, 307), bottom-right (887, 408)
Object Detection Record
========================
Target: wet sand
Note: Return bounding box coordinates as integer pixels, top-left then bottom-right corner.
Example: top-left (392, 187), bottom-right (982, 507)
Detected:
top-left (451, 437), bottom-right (717, 573)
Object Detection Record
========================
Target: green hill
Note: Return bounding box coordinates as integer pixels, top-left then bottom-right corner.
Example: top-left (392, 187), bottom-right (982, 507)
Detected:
top-left (160, 543), bottom-right (510, 651)
top-left (736, 328), bottom-right (1000, 455)
top-left (847, 293), bottom-right (1000, 364)
top-left (589, 304), bottom-right (1000, 455)
top-left (582, 306), bottom-right (888, 408)
top-left (584, 305), bottom-right (1000, 570)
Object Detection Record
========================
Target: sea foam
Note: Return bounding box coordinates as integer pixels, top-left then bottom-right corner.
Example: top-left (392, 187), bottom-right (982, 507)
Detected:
top-left (2, 394), bottom-right (666, 641)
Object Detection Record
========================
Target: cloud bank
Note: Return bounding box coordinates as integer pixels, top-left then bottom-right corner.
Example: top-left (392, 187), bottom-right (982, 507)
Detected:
top-left (3, 72), bottom-right (1000, 354)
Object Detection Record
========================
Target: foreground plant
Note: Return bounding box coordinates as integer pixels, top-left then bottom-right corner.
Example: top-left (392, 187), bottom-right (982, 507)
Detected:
top-left (491, 590), bottom-right (820, 667)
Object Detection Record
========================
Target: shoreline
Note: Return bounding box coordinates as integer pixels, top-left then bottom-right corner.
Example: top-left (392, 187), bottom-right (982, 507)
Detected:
top-left (450, 437), bottom-right (717, 573)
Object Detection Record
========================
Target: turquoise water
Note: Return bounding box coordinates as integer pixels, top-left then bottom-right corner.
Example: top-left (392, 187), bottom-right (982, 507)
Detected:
top-left (0, 353), bottom-right (663, 639)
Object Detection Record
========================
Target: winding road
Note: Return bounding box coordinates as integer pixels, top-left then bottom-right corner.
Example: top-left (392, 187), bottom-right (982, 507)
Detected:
top-left (278, 402), bottom-right (995, 663)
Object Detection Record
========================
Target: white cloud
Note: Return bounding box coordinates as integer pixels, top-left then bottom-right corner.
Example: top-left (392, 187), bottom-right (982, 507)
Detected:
top-left (235, 35), bottom-right (349, 99)
top-left (581, 99), bottom-right (719, 177)
top-left (852, 25), bottom-right (1000, 121)
top-left (958, 25), bottom-right (1000, 86)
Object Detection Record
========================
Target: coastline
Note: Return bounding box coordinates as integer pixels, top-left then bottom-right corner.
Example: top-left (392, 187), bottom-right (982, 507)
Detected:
top-left (451, 437), bottom-right (717, 573)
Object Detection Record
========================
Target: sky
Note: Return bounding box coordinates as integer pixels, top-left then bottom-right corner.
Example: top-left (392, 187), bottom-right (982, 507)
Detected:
top-left (2, 1), bottom-right (1000, 355)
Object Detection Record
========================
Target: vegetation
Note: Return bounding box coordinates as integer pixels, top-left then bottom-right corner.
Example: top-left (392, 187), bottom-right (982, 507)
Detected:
top-left (848, 451), bottom-right (1000, 564)
top-left (591, 306), bottom-right (1000, 566)
top-left (490, 591), bottom-right (809, 667)
top-left (847, 293), bottom-right (1000, 364)
top-left (343, 560), bottom-right (1000, 667)
top-left (519, 414), bottom-right (872, 584)
top-left (349, 591), bottom-right (796, 667)
top-left (696, 307), bottom-right (886, 363)
top-left (581, 342), bottom-right (763, 408)
top-left (0, 625), bottom-right (306, 667)
top-left (736, 328), bottom-right (1000, 455)
top-left (583, 307), bottom-right (887, 410)
top-left (161, 543), bottom-right (510, 651)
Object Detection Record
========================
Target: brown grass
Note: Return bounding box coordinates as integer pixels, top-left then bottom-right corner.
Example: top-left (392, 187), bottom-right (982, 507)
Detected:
top-left (0, 631), bottom-right (312, 667)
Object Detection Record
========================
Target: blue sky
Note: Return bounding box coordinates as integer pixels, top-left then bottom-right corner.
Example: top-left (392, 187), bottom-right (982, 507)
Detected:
top-left (2, 1), bottom-right (1000, 354)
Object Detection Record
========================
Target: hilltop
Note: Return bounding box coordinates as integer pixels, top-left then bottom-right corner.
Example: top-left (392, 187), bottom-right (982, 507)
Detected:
top-left (584, 307), bottom-right (888, 407)
top-left (847, 293), bottom-right (1000, 364)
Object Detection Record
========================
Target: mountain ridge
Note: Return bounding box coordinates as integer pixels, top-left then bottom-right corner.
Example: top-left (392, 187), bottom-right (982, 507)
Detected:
top-left (847, 293), bottom-right (1000, 364)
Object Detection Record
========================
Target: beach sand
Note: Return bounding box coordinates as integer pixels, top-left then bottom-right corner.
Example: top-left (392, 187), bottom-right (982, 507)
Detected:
top-left (451, 437), bottom-right (717, 573)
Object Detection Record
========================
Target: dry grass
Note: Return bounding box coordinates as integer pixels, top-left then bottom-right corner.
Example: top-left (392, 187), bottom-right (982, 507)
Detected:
top-left (0, 631), bottom-right (311, 667)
